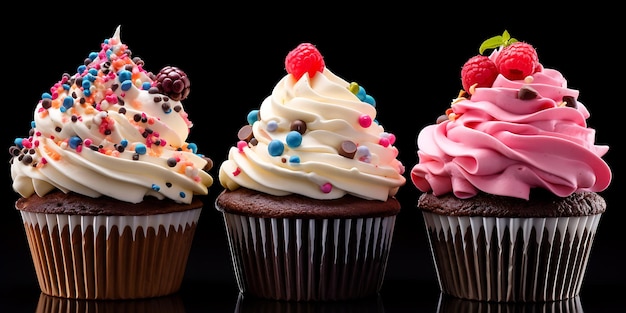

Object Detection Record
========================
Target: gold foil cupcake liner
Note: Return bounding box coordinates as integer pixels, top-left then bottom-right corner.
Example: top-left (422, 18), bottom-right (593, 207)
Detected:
top-left (221, 213), bottom-right (397, 301)
top-left (20, 209), bottom-right (201, 299)
top-left (422, 212), bottom-right (601, 302)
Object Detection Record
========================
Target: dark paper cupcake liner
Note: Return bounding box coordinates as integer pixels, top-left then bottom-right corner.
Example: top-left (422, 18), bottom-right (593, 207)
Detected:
top-left (222, 212), bottom-right (397, 301)
top-left (422, 212), bottom-right (601, 302)
top-left (436, 292), bottom-right (584, 312)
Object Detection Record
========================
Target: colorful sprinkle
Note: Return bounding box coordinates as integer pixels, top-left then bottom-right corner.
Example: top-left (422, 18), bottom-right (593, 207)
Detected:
top-left (285, 131), bottom-right (302, 148)
top-left (358, 114), bottom-right (372, 128)
top-left (320, 183), bottom-right (332, 193)
top-left (268, 140), bottom-right (284, 156)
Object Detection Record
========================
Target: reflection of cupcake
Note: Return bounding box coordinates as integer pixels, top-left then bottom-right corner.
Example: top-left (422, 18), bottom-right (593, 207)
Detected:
top-left (437, 293), bottom-right (584, 313)
top-left (36, 292), bottom-right (186, 313)
top-left (216, 43), bottom-right (406, 301)
top-left (10, 26), bottom-right (213, 299)
top-left (235, 293), bottom-right (385, 313)
top-left (411, 31), bottom-right (612, 302)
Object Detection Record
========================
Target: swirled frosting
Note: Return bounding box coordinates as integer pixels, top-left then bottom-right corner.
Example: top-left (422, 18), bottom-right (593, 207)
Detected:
top-left (411, 48), bottom-right (611, 200)
top-left (219, 46), bottom-right (405, 201)
top-left (10, 26), bottom-right (213, 204)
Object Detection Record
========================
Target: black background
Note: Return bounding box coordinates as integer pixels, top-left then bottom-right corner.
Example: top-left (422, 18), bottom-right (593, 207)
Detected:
top-left (2, 5), bottom-right (624, 313)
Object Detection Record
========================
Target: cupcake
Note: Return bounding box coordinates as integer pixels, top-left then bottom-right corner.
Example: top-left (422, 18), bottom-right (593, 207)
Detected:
top-left (9, 26), bottom-right (214, 299)
top-left (216, 43), bottom-right (406, 301)
top-left (410, 31), bottom-right (612, 302)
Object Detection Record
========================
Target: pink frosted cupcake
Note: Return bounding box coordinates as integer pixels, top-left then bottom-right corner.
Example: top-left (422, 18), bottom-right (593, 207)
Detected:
top-left (9, 26), bottom-right (213, 299)
top-left (411, 31), bottom-right (612, 302)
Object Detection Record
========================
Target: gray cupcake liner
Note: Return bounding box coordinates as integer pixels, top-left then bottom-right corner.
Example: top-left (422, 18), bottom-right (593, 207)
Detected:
top-left (221, 212), bottom-right (397, 301)
top-left (422, 212), bottom-right (602, 302)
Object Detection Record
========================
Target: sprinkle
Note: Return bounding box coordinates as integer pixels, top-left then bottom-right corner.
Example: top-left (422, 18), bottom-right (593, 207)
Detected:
top-left (320, 183), bottom-right (332, 193)
top-left (338, 140), bottom-right (357, 158)
top-left (233, 167), bottom-right (241, 176)
top-left (120, 139), bottom-right (128, 147)
top-left (285, 131), bottom-right (302, 148)
top-left (135, 143), bottom-right (147, 154)
top-left (379, 137), bottom-right (390, 147)
top-left (237, 140), bottom-right (248, 152)
top-left (167, 157), bottom-right (178, 167)
top-left (267, 120), bottom-right (278, 132)
top-left (247, 110), bottom-right (260, 125)
top-left (187, 142), bottom-right (198, 154)
top-left (179, 192), bottom-right (186, 198)
top-left (268, 140), bottom-right (284, 156)
top-left (151, 184), bottom-right (160, 191)
top-left (62, 96), bottom-right (74, 109)
top-left (358, 114), bottom-right (372, 128)
top-left (355, 146), bottom-right (371, 163)
top-left (289, 155), bottom-right (300, 163)
top-left (290, 120), bottom-right (307, 134)
top-left (121, 80), bottom-right (132, 91)
top-left (69, 136), bottom-right (82, 149)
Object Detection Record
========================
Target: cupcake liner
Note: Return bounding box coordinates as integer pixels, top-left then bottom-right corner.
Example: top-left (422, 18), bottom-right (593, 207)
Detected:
top-left (36, 292), bottom-right (186, 313)
top-left (422, 212), bottom-right (602, 302)
top-left (20, 208), bottom-right (201, 299)
top-left (436, 292), bottom-right (584, 312)
top-left (221, 212), bottom-right (397, 301)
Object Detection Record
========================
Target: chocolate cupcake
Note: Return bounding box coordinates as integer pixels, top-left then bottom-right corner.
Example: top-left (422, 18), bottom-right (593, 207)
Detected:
top-left (410, 31), bottom-right (611, 302)
top-left (216, 43), bottom-right (406, 301)
top-left (9, 26), bottom-right (213, 299)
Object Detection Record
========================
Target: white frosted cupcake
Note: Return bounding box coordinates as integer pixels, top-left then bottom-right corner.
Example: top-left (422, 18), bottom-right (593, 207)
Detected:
top-left (216, 43), bottom-right (406, 301)
top-left (10, 26), bottom-right (213, 299)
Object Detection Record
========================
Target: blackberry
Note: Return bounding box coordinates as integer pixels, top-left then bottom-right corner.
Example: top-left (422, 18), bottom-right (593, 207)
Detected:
top-left (154, 66), bottom-right (190, 101)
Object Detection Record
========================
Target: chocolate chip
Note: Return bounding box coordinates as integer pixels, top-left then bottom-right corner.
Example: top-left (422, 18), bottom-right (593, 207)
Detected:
top-left (518, 86), bottom-right (539, 100)
top-left (290, 120), bottom-right (307, 134)
top-left (339, 140), bottom-right (357, 159)
top-left (563, 95), bottom-right (577, 108)
top-left (238, 125), bottom-right (254, 142)
top-left (41, 98), bottom-right (52, 109)
top-left (203, 157), bottom-right (213, 171)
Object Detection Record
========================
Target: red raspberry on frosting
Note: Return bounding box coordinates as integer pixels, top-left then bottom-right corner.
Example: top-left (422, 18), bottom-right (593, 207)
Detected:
top-left (285, 43), bottom-right (325, 80)
top-left (461, 55), bottom-right (499, 92)
top-left (495, 42), bottom-right (538, 80)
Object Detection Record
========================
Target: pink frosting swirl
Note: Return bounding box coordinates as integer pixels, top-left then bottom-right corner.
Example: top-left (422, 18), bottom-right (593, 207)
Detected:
top-left (411, 66), bottom-right (611, 200)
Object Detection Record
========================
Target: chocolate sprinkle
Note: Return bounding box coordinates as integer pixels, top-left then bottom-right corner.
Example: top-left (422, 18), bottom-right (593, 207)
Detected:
top-left (518, 85), bottom-right (539, 100)
top-left (339, 140), bottom-right (357, 158)
top-left (290, 120), bottom-right (307, 134)
top-left (563, 95), bottom-right (577, 108)
top-left (238, 125), bottom-right (254, 142)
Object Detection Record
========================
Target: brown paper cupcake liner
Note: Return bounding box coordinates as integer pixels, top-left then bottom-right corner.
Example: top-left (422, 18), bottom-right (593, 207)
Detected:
top-left (221, 213), bottom-right (397, 301)
top-left (422, 212), bottom-right (601, 302)
top-left (20, 209), bottom-right (201, 299)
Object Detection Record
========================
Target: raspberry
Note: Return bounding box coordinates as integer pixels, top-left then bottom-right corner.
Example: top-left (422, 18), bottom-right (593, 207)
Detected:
top-left (154, 66), bottom-right (190, 101)
top-left (460, 55), bottom-right (499, 92)
top-left (495, 42), bottom-right (538, 80)
top-left (285, 43), bottom-right (325, 80)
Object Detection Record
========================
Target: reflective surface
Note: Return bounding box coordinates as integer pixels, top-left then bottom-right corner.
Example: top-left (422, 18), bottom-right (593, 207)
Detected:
top-left (1, 279), bottom-right (623, 313)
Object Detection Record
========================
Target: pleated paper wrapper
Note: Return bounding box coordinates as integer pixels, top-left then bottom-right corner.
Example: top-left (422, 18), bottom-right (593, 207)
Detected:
top-left (221, 212), bottom-right (397, 301)
top-left (20, 208), bottom-right (201, 300)
top-left (422, 211), bottom-right (602, 302)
